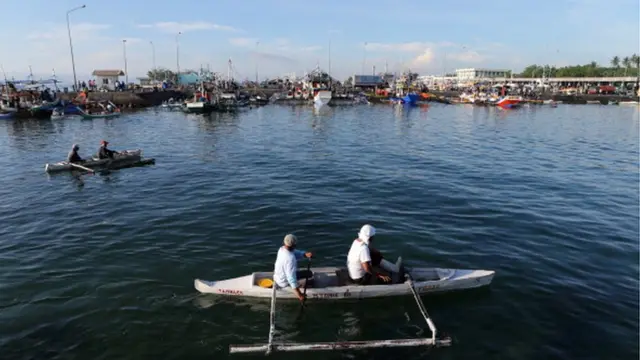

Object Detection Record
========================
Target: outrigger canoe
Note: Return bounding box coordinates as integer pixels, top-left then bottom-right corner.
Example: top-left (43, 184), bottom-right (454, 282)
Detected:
top-left (195, 260), bottom-right (494, 300)
top-left (44, 149), bottom-right (154, 173)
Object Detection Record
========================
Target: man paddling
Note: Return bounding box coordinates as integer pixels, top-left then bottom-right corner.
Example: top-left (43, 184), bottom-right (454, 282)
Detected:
top-left (67, 144), bottom-right (84, 163)
top-left (273, 234), bottom-right (313, 302)
top-left (97, 140), bottom-right (119, 159)
top-left (347, 224), bottom-right (398, 285)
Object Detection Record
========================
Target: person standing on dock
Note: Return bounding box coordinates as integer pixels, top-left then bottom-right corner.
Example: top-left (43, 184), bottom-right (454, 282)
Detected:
top-left (273, 234), bottom-right (313, 302)
top-left (67, 144), bottom-right (84, 163)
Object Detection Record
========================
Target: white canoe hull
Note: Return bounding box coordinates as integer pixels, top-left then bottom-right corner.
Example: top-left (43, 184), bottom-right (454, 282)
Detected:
top-left (195, 266), bottom-right (494, 300)
top-left (44, 149), bottom-right (142, 173)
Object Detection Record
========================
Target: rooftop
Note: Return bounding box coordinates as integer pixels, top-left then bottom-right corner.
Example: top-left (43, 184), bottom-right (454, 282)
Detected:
top-left (92, 70), bottom-right (125, 77)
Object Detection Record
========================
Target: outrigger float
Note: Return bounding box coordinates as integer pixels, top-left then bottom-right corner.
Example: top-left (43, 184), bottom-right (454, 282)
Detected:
top-left (195, 257), bottom-right (495, 355)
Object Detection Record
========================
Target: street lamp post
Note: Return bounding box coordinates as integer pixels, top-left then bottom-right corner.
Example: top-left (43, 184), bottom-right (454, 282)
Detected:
top-left (150, 41), bottom-right (156, 84)
top-left (255, 41), bottom-right (259, 84)
top-left (176, 32), bottom-right (182, 84)
top-left (122, 39), bottom-right (128, 84)
top-left (66, 4), bottom-right (86, 91)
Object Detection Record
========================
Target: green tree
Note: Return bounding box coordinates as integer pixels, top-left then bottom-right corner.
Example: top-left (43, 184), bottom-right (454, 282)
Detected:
top-left (147, 68), bottom-right (177, 82)
top-left (622, 57), bottom-right (631, 75)
top-left (632, 54), bottom-right (640, 69)
top-left (611, 56), bottom-right (620, 68)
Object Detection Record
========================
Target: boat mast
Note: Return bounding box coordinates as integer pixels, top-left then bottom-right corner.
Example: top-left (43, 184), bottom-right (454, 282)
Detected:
top-left (328, 38), bottom-right (331, 89)
top-left (227, 58), bottom-right (232, 83)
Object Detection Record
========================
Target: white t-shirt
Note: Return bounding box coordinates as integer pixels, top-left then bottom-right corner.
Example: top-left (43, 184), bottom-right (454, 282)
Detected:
top-left (273, 247), bottom-right (304, 288)
top-left (347, 239), bottom-right (372, 280)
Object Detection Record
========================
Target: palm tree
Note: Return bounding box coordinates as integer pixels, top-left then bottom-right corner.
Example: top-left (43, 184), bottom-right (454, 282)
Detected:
top-left (632, 54), bottom-right (640, 68)
top-left (622, 57), bottom-right (631, 76)
top-left (611, 56), bottom-right (620, 68)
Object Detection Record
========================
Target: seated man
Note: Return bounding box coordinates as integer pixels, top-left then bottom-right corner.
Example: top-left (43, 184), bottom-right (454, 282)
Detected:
top-left (67, 144), bottom-right (84, 163)
top-left (273, 234), bottom-right (313, 302)
top-left (97, 140), bottom-right (119, 160)
top-left (347, 224), bottom-right (400, 285)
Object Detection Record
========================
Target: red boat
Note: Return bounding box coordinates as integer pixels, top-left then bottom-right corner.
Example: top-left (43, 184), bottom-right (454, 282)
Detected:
top-left (496, 96), bottom-right (523, 109)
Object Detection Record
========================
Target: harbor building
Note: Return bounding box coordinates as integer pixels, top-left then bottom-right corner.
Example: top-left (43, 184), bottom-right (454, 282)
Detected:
top-left (455, 68), bottom-right (510, 82)
top-left (353, 75), bottom-right (385, 90)
top-left (92, 70), bottom-right (125, 91)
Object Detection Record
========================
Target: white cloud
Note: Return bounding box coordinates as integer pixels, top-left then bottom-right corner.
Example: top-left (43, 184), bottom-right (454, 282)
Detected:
top-left (137, 21), bottom-right (239, 33)
top-left (411, 48), bottom-right (435, 66)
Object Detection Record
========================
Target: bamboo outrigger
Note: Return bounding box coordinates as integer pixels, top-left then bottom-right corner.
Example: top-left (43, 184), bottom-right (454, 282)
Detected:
top-left (228, 264), bottom-right (454, 355)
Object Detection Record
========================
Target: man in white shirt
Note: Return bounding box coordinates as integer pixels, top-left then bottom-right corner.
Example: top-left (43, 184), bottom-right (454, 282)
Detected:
top-left (346, 224), bottom-right (392, 285)
top-left (273, 234), bottom-right (313, 302)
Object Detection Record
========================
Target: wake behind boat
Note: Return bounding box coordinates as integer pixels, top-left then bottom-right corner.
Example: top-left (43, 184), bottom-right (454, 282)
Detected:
top-left (194, 258), bottom-right (494, 300)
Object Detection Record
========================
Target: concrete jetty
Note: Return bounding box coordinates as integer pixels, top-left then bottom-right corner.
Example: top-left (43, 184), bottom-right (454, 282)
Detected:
top-left (59, 90), bottom-right (186, 107)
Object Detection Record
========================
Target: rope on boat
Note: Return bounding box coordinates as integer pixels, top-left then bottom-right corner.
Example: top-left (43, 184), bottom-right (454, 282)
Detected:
top-left (266, 279), bottom-right (277, 355)
top-left (406, 269), bottom-right (437, 343)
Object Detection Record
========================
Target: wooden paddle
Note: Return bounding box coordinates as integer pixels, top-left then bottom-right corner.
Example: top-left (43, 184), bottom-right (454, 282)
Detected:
top-left (295, 258), bottom-right (312, 321)
top-left (68, 162), bottom-right (94, 173)
top-left (301, 258), bottom-right (311, 307)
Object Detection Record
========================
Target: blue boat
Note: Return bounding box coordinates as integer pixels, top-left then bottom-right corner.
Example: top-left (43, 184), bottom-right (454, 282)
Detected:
top-left (0, 112), bottom-right (14, 120)
top-left (390, 92), bottom-right (420, 105)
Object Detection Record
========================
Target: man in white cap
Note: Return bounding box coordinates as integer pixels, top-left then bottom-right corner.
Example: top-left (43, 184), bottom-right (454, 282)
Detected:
top-left (346, 224), bottom-right (394, 285)
top-left (273, 234), bottom-right (313, 302)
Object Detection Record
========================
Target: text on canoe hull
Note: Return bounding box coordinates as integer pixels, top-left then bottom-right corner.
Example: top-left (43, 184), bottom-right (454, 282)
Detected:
top-left (218, 289), bottom-right (244, 295)
top-left (417, 284), bottom-right (439, 292)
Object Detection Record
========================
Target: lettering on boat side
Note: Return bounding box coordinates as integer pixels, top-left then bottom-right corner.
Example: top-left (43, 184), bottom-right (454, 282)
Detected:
top-left (343, 289), bottom-right (351, 297)
top-left (418, 284), bottom-right (439, 292)
top-left (218, 289), bottom-right (243, 295)
top-left (312, 292), bottom-right (339, 299)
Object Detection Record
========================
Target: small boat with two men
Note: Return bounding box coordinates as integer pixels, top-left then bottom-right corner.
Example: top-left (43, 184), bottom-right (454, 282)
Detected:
top-left (196, 225), bottom-right (495, 355)
top-left (44, 140), bottom-right (155, 173)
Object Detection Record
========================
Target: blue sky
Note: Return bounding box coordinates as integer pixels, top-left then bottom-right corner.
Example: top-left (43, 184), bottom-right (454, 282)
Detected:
top-left (0, 0), bottom-right (638, 83)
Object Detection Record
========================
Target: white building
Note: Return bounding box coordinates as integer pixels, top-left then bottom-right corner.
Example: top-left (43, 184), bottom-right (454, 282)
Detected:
top-left (92, 69), bottom-right (125, 90)
top-left (455, 68), bottom-right (510, 82)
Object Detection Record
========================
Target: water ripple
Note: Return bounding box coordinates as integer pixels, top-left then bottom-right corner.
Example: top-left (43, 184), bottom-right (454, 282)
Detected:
top-left (0, 105), bottom-right (637, 359)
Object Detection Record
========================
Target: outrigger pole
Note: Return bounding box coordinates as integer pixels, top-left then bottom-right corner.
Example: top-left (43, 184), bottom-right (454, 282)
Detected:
top-left (229, 269), bottom-right (452, 355)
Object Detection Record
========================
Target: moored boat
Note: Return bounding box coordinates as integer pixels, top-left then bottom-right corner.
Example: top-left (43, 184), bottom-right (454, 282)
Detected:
top-left (0, 112), bottom-right (14, 120)
top-left (313, 90), bottom-right (332, 106)
top-left (79, 111), bottom-right (121, 120)
top-left (44, 149), bottom-right (153, 173)
top-left (496, 95), bottom-right (523, 108)
top-left (194, 259), bottom-right (494, 300)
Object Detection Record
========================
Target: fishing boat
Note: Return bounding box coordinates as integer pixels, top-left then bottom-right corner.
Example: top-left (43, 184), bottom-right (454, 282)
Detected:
top-left (161, 98), bottom-right (184, 110)
top-left (194, 259), bottom-right (494, 300)
top-left (496, 95), bottom-right (523, 109)
top-left (216, 93), bottom-right (241, 112)
top-left (79, 110), bottom-right (121, 120)
top-left (218, 257), bottom-right (491, 355)
top-left (0, 112), bottom-right (14, 120)
top-left (44, 149), bottom-right (154, 173)
top-left (50, 108), bottom-right (66, 120)
top-left (313, 90), bottom-right (332, 106)
top-left (78, 101), bottom-right (121, 119)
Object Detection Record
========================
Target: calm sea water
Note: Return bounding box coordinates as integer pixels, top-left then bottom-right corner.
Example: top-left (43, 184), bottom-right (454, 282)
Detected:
top-left (0, 103), bottom-right (638, 360)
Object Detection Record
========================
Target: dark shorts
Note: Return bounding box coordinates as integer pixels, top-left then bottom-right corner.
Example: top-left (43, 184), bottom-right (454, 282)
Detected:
top-left (349, 273), bottom-right (373, 285)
